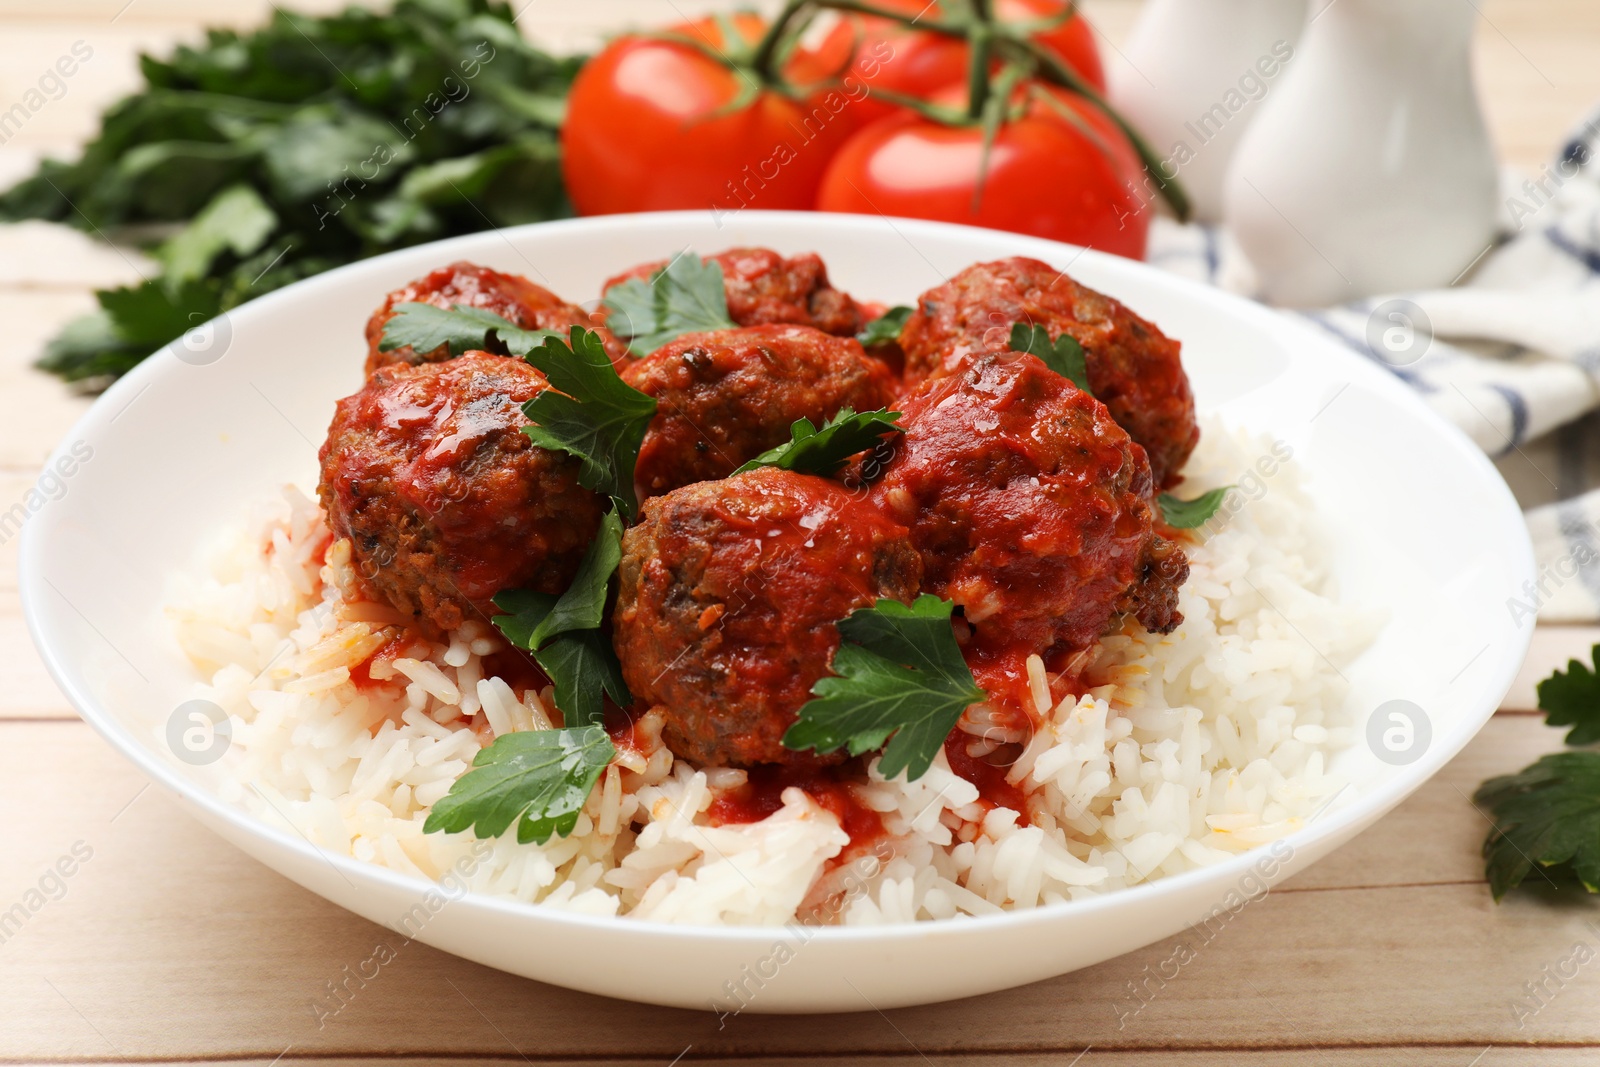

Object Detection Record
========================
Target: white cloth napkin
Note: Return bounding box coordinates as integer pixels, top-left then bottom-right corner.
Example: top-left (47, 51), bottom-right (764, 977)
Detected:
top-left (1146, 105), bottom-right (1600, 623)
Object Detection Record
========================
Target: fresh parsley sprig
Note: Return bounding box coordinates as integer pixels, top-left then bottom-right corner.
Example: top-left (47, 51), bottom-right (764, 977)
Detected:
top-left (734, 408), bottom-right (903, 477)
top-left (520, 327), bottom-right (657, 520)
top-left (426, 514), bottom-right (629, 846)
top-left (1537, 647), bottom-right (1600, 746)
top-left (601, 254), bottom-right (737, 354)
top-left (858, 306), bottom-right (912, 347)
top-left (1010, 322), bottom-right (1091, 393)
top-left (423, 726), bottom-right (614, 845)
top-left (783, 595), bottom-right (986, 781)
top-left (379, 302), bottom-right (558, 358)
top-left (1475, 641), bottom-right (1600, 900)
top-left (1158, 487), bottom-right (1232, 530)
top-left (491, 511), bottom-right (631, 729)
top-left (1476, 752), bottom-right (1600, 899)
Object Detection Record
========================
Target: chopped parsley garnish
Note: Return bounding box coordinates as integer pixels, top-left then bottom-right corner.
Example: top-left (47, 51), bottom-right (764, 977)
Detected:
top-left (858, 306), bottom-right (912, 347)
top-left (519, 327), bottom-right (657, 521)
top-left (378, 302), bottom-right (556, 358)
top-left (491, 511), bottom-right (631, 730)
top-left (1010, 322), bottom-right (1091, 393)
top-left (734, 408), bottom-right (903, 477)
top-left (1476, 752), bottom-right (1600, 899)
top-left (423, 726), bottom-right (614, 845)
top-left (602, 253), bottom-right (736, 354)
top-left (1538, 647), bottom-right (1600, 746)
top-left (783, 595), bottom-right (986, 781)
top-left (1158, 488), bottom-right (1232, 530)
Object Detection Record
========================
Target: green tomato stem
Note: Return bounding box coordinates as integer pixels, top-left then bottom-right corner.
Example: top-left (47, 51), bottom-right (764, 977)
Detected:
top-left (751, 0), bottom-right (813, 81)
top-left (1005, 36), bottom-right (1192, 221)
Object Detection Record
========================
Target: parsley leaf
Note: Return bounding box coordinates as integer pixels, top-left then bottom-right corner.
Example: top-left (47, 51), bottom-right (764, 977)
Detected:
top-left (734, 408), bottom-right (903, 477)
top-left (423, 726), bottom-right (614, 845)
top-left (1010, 322), bottom-right (1091, 393)
top-left (491, 514), bottom-right (631, 730)
top-left (858, 306), bottom-right (912, 347)
top-left (602, 254), bottom-right (736, 354)
top-left (159, 184), bottom-right (277, 288)
top-left (378, 302), bottom-right (557, 358)
top-left (531, 511), bottom-right (623, 649)
top-left (1538, 646), bottom-right (1600, 746)
top-left (1158, 488), bottom-right (1233, 530)
top-left (783, 595), bottom-right (986, 781)
top-left (520, 327), bottom-right (657, 521)
top-left (1475, 752), bottom-right (1600, 899)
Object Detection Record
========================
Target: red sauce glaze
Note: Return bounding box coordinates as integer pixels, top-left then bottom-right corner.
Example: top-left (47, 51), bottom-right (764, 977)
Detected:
top-left (942, 733), bottom-right (1030, 822)
top-left (897, 256), bottom-right (1199, 487)
top-left (622, 325), bottom-right (897, 497)
top-left (872, 353), bottom-right (1186, 658)
top-left (613, 467), bottom-right (922, 767)
top-left (349, 634), bottom-right (412, 693)
top-left (708, 764), bottom-right (887, 848)
top-left (319, 354), bottom-right (606, 634)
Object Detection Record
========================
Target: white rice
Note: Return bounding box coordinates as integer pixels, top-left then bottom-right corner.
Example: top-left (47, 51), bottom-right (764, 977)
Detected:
top-left (167, 422), bottom-right (1382, 925)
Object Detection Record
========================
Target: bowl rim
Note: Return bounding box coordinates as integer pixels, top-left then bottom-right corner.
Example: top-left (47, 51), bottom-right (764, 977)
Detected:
top-left (19, 208), bottom-right (1538, 946)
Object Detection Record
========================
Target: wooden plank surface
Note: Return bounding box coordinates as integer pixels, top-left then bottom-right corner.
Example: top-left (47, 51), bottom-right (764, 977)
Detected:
top-left (2, 715), bottom-right (1598, 1063)
top-left (4, 1), bottom-right (1600, 1063)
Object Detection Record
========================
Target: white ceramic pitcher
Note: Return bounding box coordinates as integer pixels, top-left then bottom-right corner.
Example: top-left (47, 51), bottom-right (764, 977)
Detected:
top-left (1223, 0), bottom-right (1499, 306)
top-left (1112, 0), bottom-right (1308, 223)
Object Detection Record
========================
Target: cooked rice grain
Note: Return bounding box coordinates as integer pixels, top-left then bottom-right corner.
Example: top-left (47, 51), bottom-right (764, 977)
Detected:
top-left (169, 425), bottom-right (1381, 925)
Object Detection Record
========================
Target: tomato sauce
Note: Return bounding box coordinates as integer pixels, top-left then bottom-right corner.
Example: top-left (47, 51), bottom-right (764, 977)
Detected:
top-left (349, 634), bottom-right (412, 693)
top-left (708, 764), bottom-right (886, 848)
top-left (942, 734), bottom-right (1030, 822)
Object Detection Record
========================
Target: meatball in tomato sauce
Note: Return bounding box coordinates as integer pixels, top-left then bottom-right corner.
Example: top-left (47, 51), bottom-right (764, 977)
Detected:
top-left (364, 261), bottom-right (625, 376)
top-left (899, 257), bottom-right (1199, 487)
top-left (870, 352), bottom-right (1187, 664)
top-left (613, 468), bottom-right (923, 767)
top-left (604, 247), bottom-right (870, 342)
top-left (319, 354), bottom-right (607, 635)
top-left (623, 324), bottom-right (896, 498)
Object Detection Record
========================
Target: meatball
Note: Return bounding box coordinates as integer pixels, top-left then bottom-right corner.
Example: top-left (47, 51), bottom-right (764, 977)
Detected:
top-left (622, 324), bottom-right (897, 497)
top-left (614, 468), bottom-right (923, 767)
top-left (870, 352), bottom-right (1187, 662)
top-left (603, 247), bottom-right (869, 340)
top-left (319, 353), bottom-right (607, 635)
top-left (899, 257), bottom-right (1199, 487)
top-left (365, 261), bottom-right (625, 376)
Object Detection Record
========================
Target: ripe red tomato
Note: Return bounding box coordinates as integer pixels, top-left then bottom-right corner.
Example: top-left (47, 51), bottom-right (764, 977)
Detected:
top-left (814, 0), bottom-right (1106, 127)
top-left (816, 86), bottom-right (1150, 258)
top-left (562, 16), bottom-right (871, 218)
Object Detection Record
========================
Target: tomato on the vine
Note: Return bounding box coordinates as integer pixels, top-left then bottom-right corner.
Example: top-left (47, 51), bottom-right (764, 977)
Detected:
top-left (562, 16), bottom-right (874, 217)
top-left (816, 85), bottom-right (1150, 258)
top-left (814, 0), bottom-right (1105, 127)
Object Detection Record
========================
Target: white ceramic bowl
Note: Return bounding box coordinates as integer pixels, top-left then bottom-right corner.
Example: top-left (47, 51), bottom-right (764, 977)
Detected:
top-left (21, 211), bottom-right (1534, 1012)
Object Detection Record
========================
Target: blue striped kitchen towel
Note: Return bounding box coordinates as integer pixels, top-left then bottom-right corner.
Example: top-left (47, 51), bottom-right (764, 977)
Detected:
top-left (1147, 104), bottom-right (1600, 623)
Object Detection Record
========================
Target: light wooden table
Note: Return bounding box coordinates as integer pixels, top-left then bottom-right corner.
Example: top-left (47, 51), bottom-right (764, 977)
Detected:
top-left (4, 2), bottom-right (1600, 1064)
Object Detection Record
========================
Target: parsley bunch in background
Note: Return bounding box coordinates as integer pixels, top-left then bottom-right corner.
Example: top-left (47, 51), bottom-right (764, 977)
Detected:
top-left (0, 0), bottom-right (580, 385)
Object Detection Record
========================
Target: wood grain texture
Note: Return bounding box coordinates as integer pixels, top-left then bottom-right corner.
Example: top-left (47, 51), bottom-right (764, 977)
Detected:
top-left (3, 0), bottom-right (1600, 1062)
top-left (1, 715), bottom-right (1596, 1063)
